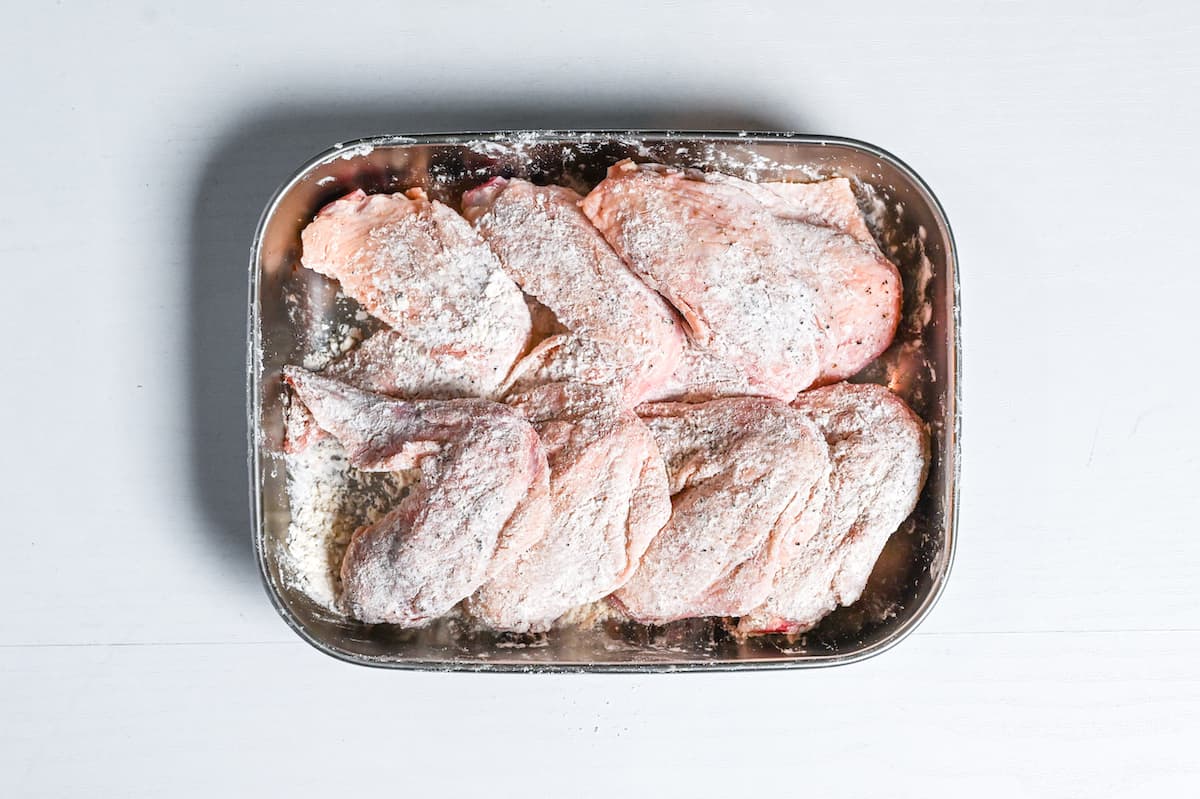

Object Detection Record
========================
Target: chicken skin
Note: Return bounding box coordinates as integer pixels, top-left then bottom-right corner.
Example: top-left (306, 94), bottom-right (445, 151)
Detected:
top-left (301, 188), bottom-right (530, 398)
top-left (740, 383), bottom-right (928, 634)
top-left (464, 178), bottom-right (685, 404)
top-left (615, 398), bottom-right (831, 623)
top-left (284, 368), bottom-right (550, 626)
top-left (471, 383), bottom-right (670, 632)
top-left (582, 163), bottom-right (900, 398)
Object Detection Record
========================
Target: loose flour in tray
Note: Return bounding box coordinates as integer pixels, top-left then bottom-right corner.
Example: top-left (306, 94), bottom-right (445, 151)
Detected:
top-left (282, 430), bottom-right (416, 611)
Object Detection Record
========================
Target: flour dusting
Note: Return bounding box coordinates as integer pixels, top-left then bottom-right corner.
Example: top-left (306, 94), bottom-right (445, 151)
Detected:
top-left (267, 136), bottom-right (944, 647)
top-left (282, 434), bottom-right (413, 611)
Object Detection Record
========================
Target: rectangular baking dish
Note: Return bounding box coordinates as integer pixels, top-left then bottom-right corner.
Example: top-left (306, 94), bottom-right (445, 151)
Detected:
top-left (248, 132), bottom-right (959, 671)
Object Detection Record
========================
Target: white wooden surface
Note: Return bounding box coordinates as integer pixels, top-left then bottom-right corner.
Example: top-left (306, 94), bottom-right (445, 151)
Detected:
top-left (2, 2), bottom-right (1198, 795)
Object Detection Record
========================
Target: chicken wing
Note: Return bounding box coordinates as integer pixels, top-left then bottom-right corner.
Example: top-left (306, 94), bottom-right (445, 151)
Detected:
top-left (745, 176), bottom-right (901, 383)
top-left (735, 176), bottom-right (877, 247)
top-left (614, 398), bottom-right (831, 623)
top-left (740, 383), bottom-right (929, 635)
top-left (471, 383), bottom-right (670, 632)
top-left (581, 162), bottom-right (821, 399)
top-left (463, 178), bottom-right (685, 404)
top-left (322, 328), bottom-right (503, 400)
top-left (582, 164), bottom-right (900, 398)
top-left (300, 188), bottom-right (531, 398)
top-left (284, 368), bottom-right (550, 626)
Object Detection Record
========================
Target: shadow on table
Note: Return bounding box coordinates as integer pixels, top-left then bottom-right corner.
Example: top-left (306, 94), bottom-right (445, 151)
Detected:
top-left (186, 95), bottom-right (803, 595)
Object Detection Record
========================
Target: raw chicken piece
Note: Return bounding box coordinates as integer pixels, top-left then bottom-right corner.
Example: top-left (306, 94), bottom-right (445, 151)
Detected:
top-left (581, 162), bottom-right (821, 400)
top-left (463, 178), bottom-right (685, 404)
top-left (287, 333), bottom-right (491, 456)
top-left (737, 176), bottom-right (877, 248)
top-left (497, 334), bottom-right (613, 397)
top-left (614, 398), bottom-right (831, 623)
top-left (639, 346), bottom-right (763, 403)
top-left (283, 367), bottom-right (550, 626)
top-left (582, 163), bottom-right (900, 397)
top-left (744, 177), bottom-right (901, 383)
top-left (645, 168), bottom-right (884, 398)
top-left (740, 383), bottom-right (929, 635)
top-left (780, 221), bottom-right (899, 385)
top-left (282, 390), bottom-right (329, 453)
top-left (470, 383), bottom-right (671, 632)
top-left (323, 328), bottom-right (503, 400)
top-left (300, 188), bottom-right (531, 397)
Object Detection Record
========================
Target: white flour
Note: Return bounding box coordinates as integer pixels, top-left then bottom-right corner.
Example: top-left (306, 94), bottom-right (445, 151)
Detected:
top-left (277, 146), bottom-right (934, 631)
top-left (281, 418), bottom-right (414, 612)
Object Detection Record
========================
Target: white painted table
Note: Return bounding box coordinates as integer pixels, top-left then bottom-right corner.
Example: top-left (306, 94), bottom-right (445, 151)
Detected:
top-left (3, 3), bottom-right (1197, 795)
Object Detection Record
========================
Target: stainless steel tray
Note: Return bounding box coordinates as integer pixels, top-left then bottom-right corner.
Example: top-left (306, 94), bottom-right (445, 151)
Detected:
top-left (248, 132), bottom-right (959, 671)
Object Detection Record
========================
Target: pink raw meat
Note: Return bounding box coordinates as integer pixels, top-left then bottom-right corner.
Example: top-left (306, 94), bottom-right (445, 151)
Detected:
top-left (742, 176), bottom-right (901, 383)
top-left (284, 367), bottom-right (550, 626)
top-left (470, 383), bottom-right (670, 632)
top-left (740, 383), bottom-right (928, 635)
top-left (583, 163), bottom-right (900, 398)
top-left (463, 178), bottom-right (685, 404)
top-left (614, 398), bottom-right (831, 623)
top-left (300, 188), bottom-right (531, 398)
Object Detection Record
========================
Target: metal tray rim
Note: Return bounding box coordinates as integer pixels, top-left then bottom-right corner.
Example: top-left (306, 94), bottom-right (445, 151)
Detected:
top-left (247, 130), bottom-right (960, 672)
